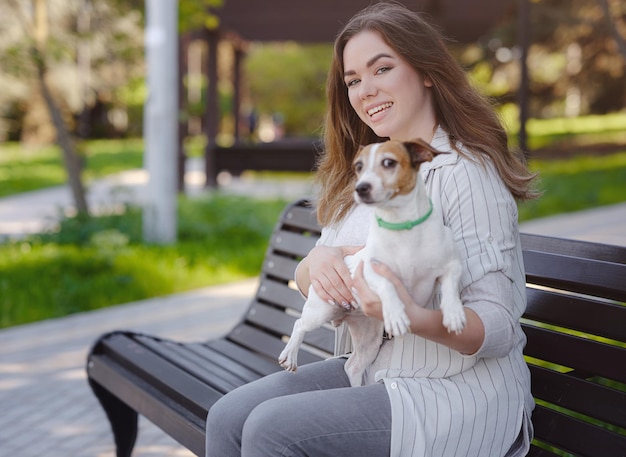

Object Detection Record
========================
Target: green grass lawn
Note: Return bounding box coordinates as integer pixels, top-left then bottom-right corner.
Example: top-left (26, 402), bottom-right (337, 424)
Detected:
top-left (519, 150), bottom-right (626, 220)
top-left (0, 139), bottom-right (143, 197)
top-left (0, 195), bottom-right (288, 328)
top-left (1, 113), bottom-right (625, 328)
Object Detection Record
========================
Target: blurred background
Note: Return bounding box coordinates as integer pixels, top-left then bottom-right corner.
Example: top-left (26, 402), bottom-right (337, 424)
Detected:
top-left (1, 0), bottom-right (625, 328)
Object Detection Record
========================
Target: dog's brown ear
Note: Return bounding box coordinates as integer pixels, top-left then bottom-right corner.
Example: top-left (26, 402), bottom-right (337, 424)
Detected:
top-left (404, 138), bottom-right (446, 168)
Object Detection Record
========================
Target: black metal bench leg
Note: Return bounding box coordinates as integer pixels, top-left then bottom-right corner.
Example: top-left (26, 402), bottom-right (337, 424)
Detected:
top-left (89, 378), bottom-right (138, 457)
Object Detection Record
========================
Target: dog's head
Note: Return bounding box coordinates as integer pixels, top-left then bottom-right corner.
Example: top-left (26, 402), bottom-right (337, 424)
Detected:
top-left (352, 138), bottom-right (444, 205)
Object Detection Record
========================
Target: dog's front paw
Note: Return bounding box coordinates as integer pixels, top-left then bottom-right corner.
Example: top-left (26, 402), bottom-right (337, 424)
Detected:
top-left (384, 308), bottom-right (411, 337)
top-left (278, 347), bottom-right (298, 372)
top-left (441, 304), bottom-right (466, 335)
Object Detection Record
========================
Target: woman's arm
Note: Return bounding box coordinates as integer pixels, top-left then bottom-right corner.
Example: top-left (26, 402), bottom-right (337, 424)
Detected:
top-left (351, 260), bottom-right (485, 355)
top-left (295, 245), bottom-right (363, 308)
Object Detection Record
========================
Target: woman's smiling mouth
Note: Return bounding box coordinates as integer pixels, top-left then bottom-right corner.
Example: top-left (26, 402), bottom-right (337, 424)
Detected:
top-left (367, 102), bottom-right (393, 117)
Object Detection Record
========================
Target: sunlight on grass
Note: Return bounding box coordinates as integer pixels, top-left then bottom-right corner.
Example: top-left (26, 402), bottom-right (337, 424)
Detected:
top-left (527, 112), bottom-right (626, 136)
top-left (519, 150), bottom-right (626, 221)
top-left (0, 139), bottom-right (144, 197)
top-left (0, 195), bottom-right (287, 328)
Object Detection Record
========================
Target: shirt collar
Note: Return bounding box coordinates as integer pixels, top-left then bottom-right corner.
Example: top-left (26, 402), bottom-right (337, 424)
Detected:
top-left (420, 125), bottom-right (459, 177)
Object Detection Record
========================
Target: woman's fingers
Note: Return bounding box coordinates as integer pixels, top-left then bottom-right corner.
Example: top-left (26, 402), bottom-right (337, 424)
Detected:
top-left (351, 261), bottom-right (383, 319)
top-left (308, 246), bottom-right (357, 308)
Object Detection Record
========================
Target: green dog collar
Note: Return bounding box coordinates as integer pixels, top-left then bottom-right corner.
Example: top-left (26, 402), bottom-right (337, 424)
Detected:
top-left (376, 199), bottom-right (433, 231)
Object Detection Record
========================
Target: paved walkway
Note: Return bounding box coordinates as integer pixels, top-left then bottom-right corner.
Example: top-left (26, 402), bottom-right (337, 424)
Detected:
top-left (0, 166), bottom-right (624, 456)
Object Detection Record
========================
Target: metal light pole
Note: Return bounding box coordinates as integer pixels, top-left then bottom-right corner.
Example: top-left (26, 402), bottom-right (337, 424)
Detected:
top-left (143, 0), bottom-right (179, 243)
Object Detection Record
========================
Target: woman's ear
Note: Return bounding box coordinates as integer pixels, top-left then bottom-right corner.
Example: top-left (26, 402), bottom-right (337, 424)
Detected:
top-left (424, 76), bottom-right (433, 88)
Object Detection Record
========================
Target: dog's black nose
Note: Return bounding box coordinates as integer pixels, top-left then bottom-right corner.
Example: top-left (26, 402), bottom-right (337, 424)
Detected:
top-left (356, 182), bottom-right (372, 197)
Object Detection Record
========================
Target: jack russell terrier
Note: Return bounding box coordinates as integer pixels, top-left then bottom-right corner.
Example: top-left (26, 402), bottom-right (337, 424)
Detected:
top-left (278, 139), bottom-right (466, 387)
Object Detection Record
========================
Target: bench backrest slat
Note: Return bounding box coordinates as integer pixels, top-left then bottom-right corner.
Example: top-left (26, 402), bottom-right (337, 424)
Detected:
top-left (228, 323), bottom-right (324, 366)
top-left (531, 405), bottom-right (626, 457)
top-left (523, 249), bottom-right (626, 301)
top-left (525, 288), bottom-right (625, 342)
top-left (225, 199), bottom-right (334, 368)
top-left (263, 253), bottom-right (301, 282)
top-left (523, 324), bottom-right (626, 384)
top-left (530, 365), bottom-right (626, 429)
top-left (255, 278), bottom-right (304, 312)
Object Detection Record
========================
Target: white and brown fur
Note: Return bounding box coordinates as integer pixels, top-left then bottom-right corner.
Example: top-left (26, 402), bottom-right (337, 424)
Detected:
top-left (278, 139), bottom-right (466, 387)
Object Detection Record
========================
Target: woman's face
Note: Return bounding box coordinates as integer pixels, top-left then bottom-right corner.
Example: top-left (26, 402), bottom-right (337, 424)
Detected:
top-left (342, 30), bottom-right (436, 142)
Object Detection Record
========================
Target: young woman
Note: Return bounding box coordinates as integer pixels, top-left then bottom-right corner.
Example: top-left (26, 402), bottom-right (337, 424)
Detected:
top-left (206, 3), bottom-right (538, 456)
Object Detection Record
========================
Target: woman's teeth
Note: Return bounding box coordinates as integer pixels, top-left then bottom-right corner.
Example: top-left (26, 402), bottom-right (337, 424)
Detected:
top-left (368, 102), bottom-right (393, 116)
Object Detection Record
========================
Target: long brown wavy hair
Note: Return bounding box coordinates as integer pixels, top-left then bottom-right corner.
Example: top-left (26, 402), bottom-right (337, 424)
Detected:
top-left (316, 1), bottom-right (539, 226)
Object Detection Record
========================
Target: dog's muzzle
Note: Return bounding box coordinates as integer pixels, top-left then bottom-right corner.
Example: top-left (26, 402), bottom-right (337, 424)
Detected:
top-left (356, 182), bottom-right (372, 198)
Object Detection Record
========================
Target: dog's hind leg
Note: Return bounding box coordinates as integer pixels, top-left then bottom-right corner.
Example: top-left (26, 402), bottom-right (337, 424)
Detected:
top-left (439, 259), bottom-right (466, 334)
top-left (343, 316), bottom-right (384, 386)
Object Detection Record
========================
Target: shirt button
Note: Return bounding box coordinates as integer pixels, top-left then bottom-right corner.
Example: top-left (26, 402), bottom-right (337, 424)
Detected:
top-left (390, 382), bottom-right (397, 389)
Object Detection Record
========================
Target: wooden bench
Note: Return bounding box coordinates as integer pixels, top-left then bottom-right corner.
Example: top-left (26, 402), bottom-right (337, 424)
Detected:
top-left (86, 198), bottom-right (626, 457)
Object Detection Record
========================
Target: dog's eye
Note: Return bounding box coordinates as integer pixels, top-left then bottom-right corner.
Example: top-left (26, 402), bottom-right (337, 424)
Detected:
top-left (381, 158), bottom-right (397, 169)
top-left (354, 161), bottom-right (363, 173)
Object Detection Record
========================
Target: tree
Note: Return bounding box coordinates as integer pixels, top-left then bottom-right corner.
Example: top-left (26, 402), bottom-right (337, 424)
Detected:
top-left (7, 0), bottom-right (88, 214)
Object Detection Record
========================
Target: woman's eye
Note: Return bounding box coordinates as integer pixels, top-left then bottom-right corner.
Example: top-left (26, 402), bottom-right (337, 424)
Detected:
top-left (376, 66), bottom-right (391, 75)
top-left (382, 159), bottom-right (397, 168)
top-left (346, 78), bottom-right (360, 88)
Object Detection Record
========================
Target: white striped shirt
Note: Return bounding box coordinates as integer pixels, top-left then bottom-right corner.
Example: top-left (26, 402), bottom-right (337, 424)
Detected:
top-left (321, 127), bottom-right (534, 456)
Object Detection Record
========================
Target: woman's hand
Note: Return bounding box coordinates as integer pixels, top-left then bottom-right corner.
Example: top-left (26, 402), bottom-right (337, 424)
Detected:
top-left (298, 245), bottom-right (362, 310)
top-left (351, 260), bottom-right (384, 319)
top-left (351, 259), bottom-right (415, 320)
top-left (352, 258), bottom-right (485, 354)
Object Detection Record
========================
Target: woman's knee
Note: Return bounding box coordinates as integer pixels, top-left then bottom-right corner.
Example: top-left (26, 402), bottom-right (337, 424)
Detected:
top-left (206, 390), bottom-right (243, 432)
top-left (241, 397), bottom-right (296, 456)
top-left (205, 389), bottom-right (254, 456)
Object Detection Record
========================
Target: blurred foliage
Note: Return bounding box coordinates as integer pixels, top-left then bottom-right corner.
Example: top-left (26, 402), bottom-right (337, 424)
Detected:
top-left (0, 194), bottom-right (287, 328)
top-left (1, 1), bottom-right (624, 143)
top-left (179, 0), bottom-right (223, 32)
top-left (245, 43), bottom-right (332, 137)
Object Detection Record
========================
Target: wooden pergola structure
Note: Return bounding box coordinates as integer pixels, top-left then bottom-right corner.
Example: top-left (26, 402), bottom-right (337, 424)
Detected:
top-left (179, 0), bottom-right (530, 188)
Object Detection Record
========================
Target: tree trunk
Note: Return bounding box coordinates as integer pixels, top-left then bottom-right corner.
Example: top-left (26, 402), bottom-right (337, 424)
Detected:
top-left (37, 58), bottom-right (89, 215)
top-left (598, 0), bottom-right (626, 60)
top-left (32, 0), bottom-right (89, 215)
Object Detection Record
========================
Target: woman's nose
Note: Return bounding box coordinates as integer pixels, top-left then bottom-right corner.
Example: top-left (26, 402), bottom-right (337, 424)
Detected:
top-left (358, 77), bottom-right (377, 99)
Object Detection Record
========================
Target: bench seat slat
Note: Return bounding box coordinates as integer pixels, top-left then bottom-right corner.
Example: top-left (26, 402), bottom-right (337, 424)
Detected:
top-left (525, 288), bottom-right (626, 342)
top-left (522, 324), bottom-right (626, 385)
top-left (529, 365), bottom-right (626, 429)
top-left (89, 354), bottom-right (207, 456)
top-left (135, 336), bottom-right (257, 392)
top-left (532, 405), bottom-right (626, 457)
top-left (99, 333), bottom-right (222, 416)
top-left (206, 338), bottom-right (284, 377)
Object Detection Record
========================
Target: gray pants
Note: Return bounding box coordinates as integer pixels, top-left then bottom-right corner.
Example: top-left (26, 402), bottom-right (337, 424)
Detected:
top-left (205, 358), bottom-right (392, 457)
